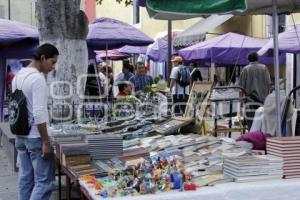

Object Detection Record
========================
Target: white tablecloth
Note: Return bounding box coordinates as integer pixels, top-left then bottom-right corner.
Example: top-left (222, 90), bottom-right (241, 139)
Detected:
top-left (79, 178), bottom-right (300, 200)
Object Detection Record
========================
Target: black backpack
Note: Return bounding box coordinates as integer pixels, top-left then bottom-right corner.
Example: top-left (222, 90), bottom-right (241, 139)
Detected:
top-left (177, 66), bottom-right (191, 87)
top-left (8, 73), bottom-right (36, 136)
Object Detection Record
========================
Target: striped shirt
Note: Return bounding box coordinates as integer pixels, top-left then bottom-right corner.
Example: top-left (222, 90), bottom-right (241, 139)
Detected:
top-left (129, 75), bottom-right (153, 92)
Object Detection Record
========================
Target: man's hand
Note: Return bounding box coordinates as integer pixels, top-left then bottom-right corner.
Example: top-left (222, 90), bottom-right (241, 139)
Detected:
top-left (42, 142), bottom-right (52, 160)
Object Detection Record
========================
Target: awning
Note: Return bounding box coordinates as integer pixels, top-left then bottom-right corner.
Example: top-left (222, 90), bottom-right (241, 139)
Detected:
top-left (145, 0), bottom-right (300, 20)
top-left (173, 14), bottom-right (233, 47)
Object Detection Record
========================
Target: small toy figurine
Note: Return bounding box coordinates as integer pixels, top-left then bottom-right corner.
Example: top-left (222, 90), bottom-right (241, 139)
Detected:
top-left (100, 189), bottom-right (108, 198)
top-left (183, 183), bottom-right (197, 191)
top-left (132, 177), bottom-right (141, 192)
top-left (161, 159), bottom-right (169, 168)
top-left (139, 180), bottom-right (146, 194)
top-left (172, 171), bottom-right (183, 190)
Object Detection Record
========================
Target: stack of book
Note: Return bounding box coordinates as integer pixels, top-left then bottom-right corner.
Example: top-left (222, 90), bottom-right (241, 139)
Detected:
top-left (224, 155), bottom-right (283, 182)
top-left (70, 163), bottom-right (103, 177)
top-left (267, 136), bottom-right (300, 179)
top-left (58, 142), bottom-right (91, 167)
top-left (87, 134), bottom-right (123, 160)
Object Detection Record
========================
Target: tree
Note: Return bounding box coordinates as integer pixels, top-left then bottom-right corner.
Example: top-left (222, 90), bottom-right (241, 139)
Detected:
top-left (36, 0), bottom-right (132, 121)
top-left (36, 0), bottom-right (89, 121)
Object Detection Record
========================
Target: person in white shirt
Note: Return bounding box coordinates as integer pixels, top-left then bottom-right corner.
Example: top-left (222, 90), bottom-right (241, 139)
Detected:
top-left (13, 44), bottom-right (59, 200)
top-left (169, 56), bottom-right (190, 115)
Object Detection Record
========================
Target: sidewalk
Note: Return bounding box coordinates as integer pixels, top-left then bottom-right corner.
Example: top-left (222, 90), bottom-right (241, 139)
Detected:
top-left (0, 147), bottom-right (18, 200)
top-left (0, 147), bottom-right (71, 200)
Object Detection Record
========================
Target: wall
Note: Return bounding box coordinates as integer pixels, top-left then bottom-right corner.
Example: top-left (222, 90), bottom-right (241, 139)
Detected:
top-left (84, 0), bottom-right (96, 22)
top-left (96, 1), bottom-right (199, 38)
top-left (0, 0), bottom-right (35, 25)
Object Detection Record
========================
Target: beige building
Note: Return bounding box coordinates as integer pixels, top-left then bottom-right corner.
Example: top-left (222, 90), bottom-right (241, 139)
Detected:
top-left (0, 0), bottom-right (36, 25)
top-left (96, 1), bottom-right (268, 39)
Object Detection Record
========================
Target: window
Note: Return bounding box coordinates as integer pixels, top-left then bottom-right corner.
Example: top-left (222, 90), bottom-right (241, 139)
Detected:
top-left (267, 15), bottom-right (286, 37)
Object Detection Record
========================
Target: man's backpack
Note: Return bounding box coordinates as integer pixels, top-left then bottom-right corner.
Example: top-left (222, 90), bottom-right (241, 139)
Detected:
top-left (177, 66), bottom-right (191, 87)
top-left (8, 73), bottom-right (36, 136)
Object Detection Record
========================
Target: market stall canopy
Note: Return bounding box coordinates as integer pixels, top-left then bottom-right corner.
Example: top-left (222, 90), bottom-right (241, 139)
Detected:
top-left (136, 0), bottom-right (146, 7)
top-left (179, 32), bottom-right (284, 65)
top-left (146, 37), bottom-right (177, 62)
top-left (258, 25), bottom-right (300, 55)
top-left (173, 14), bottom-right (233, 47)
top-left (95, 49), bottom-right (130, 61)
top-left (118, 45), bottom-right (148, 54)
top-left (87, 17), bottom-right (154, 51)
top-left (0, 19), bottom-right (39, 58)
top-left (145, 0), bottom-right (300, 20)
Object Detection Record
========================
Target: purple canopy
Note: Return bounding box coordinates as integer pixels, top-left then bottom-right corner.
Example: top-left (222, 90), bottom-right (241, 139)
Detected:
top-left (0, 19), bottom-right (38, 45)
top-left (258, 25), bottom-right (300, 55)
top-left (87, 17), bottom-right (153, 52)
top-left (146, 38), bottom-right (178, 62)
top-left (136, 0), bottom-right (146, 7)
top-left (179, 32), bottom-right (283, 65)
top-left (95, 50), bottom-right (130, 61)
top-left (118, 45), bottom-right (148, 54)
top-left (0, 19), bottom-right (39, 58)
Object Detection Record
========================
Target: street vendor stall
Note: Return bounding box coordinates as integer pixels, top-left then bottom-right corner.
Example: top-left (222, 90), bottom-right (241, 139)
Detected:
top-left (79, 178), bottom-right (300, 200)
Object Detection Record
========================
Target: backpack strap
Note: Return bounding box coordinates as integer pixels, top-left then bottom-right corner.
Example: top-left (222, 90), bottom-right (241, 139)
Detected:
top-left (22, 72), bottom-right (39, 88)
top-left (16, 71), bottom-right (39, 90)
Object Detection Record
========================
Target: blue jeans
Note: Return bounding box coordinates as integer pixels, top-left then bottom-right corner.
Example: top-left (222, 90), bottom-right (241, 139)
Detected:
top-left (15, 137), bottom-right (55, 200)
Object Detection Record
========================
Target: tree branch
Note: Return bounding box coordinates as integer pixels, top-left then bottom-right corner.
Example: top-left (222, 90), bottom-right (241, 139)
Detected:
top-left (96, 0), bottom-right (133, 6)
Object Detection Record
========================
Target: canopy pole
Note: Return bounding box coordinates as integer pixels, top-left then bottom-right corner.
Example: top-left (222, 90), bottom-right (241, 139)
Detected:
top-left (272, 0), bottom-right (282, 136)
top-left (8, 0), bottom-right (11, 20)
top-left (167, 20), bottom-right (172, 81)
top-left (105, 42), bottom-right (109, 121)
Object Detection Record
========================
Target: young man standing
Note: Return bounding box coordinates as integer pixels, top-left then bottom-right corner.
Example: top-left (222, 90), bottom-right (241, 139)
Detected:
top-left (12, 44), bottom-right (59, 200)
top-left (169, 56), bottom-right (190, 115)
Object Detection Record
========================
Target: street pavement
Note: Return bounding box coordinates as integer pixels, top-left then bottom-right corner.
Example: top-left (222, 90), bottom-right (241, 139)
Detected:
top-left (0, 147), bottom-right (79, 200)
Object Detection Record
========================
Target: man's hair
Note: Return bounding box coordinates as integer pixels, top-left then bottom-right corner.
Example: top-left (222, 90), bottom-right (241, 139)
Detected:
top-left (118, 82), bottom-right (130, 92)
top-left (123, 61), bottom-right (131, 70)
top-left (135, 62), bottom-right (145, 69)
top-left (32, 43), bottom-right (59, 60)
top-left (248, 52), bottom-right (259, 62)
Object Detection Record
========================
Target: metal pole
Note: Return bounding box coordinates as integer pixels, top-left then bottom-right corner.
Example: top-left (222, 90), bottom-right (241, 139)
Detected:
top-left (167, 20), bottom-right (172, 81)
top-left (272, 0), bottom-right (282, 136)
top-left (8, 0), bottom-right (10, 20)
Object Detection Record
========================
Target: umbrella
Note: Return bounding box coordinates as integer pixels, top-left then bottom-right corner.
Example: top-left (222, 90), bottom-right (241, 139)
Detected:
top-left (143, 0), bottom-right (300, 136)
top-left (0, 19), bottom-right (38, 46)
top-left (0, 19), bottom-right (39, 58)
top-left (179, 32), bottom-right (284, 65)
top-left (95, 50), bottom-right (130, 61)
top-left (87, 17), bottom-right (154, 51)
top-left (118, 45), bottom-right (148, 54)
top-left (146, 37), bottom-right (178, 62)
top-left (258, 25), bottom-right (300, 55)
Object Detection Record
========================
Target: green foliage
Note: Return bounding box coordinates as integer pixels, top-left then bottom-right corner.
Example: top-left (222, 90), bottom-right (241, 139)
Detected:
top-left (143, 85), bottom-right (152, 93)
top-left (154, 76), bottom-right (161, 84)
top-left (96, 0), bottom-right (133, 6)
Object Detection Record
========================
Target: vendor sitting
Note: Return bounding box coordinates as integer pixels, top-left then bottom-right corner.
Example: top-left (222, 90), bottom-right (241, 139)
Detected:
top-left (117, 81), bottom-right (132, 97)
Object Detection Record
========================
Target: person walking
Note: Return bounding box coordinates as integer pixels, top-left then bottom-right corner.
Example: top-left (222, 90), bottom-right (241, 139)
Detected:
top-left (169, 56), bottom-right (191, 115)
top-left (239, 51), bottom-right (271, 130)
